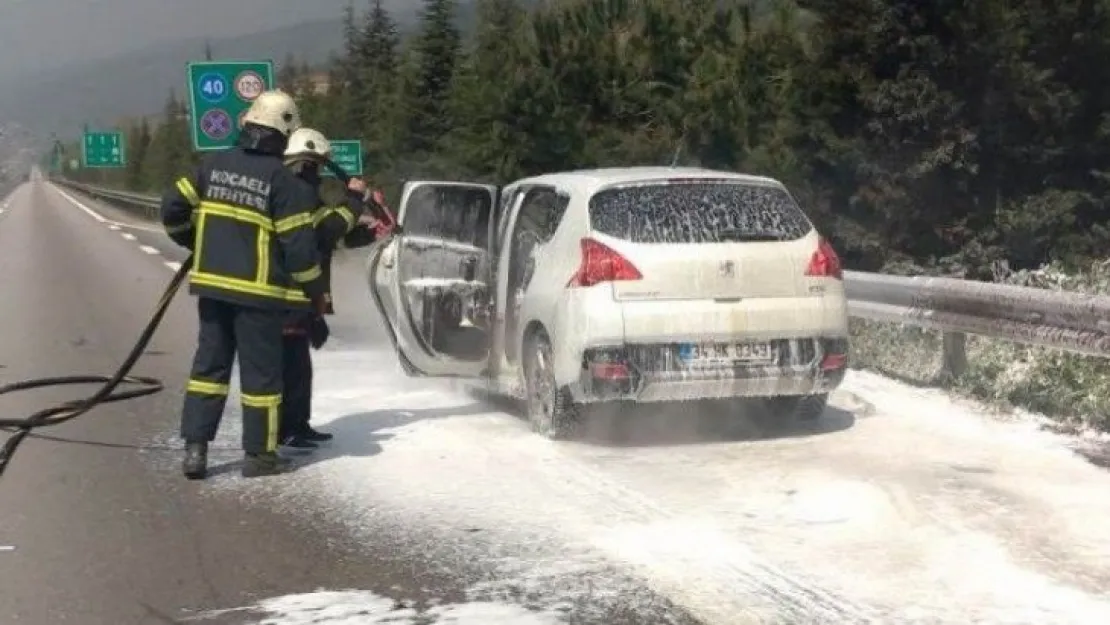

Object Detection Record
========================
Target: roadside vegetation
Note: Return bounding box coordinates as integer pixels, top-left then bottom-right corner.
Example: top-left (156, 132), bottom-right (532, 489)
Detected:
top-left (852, 262), bottom-right (1110, 433)
top-left (58, 0), bottom-right (1110, 431)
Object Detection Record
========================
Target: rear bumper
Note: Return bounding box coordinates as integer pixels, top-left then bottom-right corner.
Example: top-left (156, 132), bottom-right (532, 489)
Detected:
top-left (568, 337), bottom-right (848, 403)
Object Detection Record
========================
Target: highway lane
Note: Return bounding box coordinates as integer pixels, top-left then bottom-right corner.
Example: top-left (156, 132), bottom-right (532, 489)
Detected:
top-left (0, 180), bottom-right (420, 625)
top-left (30, 180), bottom-right (1110, 624)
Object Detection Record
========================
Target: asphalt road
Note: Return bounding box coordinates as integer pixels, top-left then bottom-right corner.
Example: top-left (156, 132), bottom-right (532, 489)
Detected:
top-left (0, 179), bottom-right (403, 624)
top-left (5, 177), bottom-right (1110, 624)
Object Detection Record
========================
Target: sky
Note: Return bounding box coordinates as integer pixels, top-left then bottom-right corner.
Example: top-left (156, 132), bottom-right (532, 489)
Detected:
top-left (0, 0), bottom-right (398, 83)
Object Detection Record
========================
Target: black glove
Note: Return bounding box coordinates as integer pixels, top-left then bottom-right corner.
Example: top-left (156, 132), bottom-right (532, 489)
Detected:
top-left (309, 316), bottom-right (330, 349)
top-left (168, 227), bottom-right (195, 251)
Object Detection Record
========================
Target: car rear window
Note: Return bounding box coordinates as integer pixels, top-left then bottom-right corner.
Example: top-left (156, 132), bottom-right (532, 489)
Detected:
top-left (588, 180), bottom-right (812, 243)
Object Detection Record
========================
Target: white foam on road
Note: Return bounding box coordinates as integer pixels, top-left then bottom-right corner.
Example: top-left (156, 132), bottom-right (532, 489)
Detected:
top-left (191, 589), bottom-right (565, 623)
top-left (162, 345), bottom-right (1110, 624)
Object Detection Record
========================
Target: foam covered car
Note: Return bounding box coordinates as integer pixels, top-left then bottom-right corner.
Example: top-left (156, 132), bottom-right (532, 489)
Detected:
top-left (366, 167), bottom-right (849, 438)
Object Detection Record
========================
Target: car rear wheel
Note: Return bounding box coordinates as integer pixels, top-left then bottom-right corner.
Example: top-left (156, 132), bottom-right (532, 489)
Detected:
top-left (761, 393), bottom-right (828, 428)
top-left (523, 331), bottom-right (581, 440)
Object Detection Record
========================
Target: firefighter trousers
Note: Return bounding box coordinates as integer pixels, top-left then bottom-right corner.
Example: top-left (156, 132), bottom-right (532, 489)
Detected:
top-left (180, 297), bottom-right (285, 454)
top-left (279, 334), bottom-right (313, 440)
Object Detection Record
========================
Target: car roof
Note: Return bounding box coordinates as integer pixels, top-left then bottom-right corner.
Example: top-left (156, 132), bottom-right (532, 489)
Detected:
top-left (511, 166), bottom-right (784, 195)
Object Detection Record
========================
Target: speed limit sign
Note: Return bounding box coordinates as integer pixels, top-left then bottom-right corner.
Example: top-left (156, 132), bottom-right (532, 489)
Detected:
top-left (234, 71), bottom-right (265, 101)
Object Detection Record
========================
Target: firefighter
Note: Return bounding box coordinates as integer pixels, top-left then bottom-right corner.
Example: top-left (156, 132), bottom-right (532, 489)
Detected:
top-left (278, 127), bottom-right (385, 449)
top-left (160, 89), bottom-right (329, 479)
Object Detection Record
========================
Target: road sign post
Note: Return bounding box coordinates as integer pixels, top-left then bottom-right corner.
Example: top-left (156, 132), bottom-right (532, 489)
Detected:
top-left (323, 140), bottom-right (364, 177)
top-left (186, 60), bottom-right (274, 151)
top-left (81, 131), bottom-right (125, 168)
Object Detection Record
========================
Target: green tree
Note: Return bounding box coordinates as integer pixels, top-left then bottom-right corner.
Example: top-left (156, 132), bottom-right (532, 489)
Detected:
top-left (443, 0), bottom-right (526, 179)
top-left (125, 117), bottom-right (153, 190)
top-left (353, 0), bottom-right (403, 174)
top-left (401, 0), bottom-right (463, 162)
top-left (144, 90), bottom-right (193, 191)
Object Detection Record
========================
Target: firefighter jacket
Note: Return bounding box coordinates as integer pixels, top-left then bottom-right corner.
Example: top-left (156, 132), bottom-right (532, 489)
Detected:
top-left (315, 187), bottom-right (379, 308)
top-left (282, 186), bottom-right (379, 334)
top-left (159, 146), bottom-right (328, 311)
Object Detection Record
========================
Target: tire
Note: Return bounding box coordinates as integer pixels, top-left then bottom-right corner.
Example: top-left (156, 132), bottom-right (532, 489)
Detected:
top-left (761, 393), bottom-right (828, 428)
top-left (523, 330), bottom-right (582, 440)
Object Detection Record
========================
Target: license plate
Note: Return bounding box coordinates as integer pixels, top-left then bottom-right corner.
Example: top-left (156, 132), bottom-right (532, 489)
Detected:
top-left (678, 341), bottom-right (775, 365)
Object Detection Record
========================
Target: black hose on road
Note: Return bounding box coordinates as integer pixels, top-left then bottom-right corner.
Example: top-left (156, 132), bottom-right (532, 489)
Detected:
top-left (0, 158), bottom-right (369, 480)
top-left (0, 256), bottom-right (193, 479)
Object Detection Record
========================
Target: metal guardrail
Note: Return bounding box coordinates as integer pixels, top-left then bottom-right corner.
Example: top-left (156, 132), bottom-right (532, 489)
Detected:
top-left (53, 178), bottom-right (160, 219)
top-left (50, 177), bottom-right (1110, 380)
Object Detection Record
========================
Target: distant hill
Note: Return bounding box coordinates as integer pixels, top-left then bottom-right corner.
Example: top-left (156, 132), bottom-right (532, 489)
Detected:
top-left (0, 18), bottom-right (348, 138)
top-left (0, 0), bottom-right (503, 139)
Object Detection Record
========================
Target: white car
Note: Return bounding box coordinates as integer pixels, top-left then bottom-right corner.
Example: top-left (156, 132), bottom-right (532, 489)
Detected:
top-left (367, 167), bottom-right (849, 438)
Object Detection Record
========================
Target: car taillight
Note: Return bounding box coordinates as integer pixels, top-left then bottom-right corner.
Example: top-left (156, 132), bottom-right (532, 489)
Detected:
top-left (567, 238), bottom-right (642, 287)
top-left (805, 237), bottom-right (842, 280)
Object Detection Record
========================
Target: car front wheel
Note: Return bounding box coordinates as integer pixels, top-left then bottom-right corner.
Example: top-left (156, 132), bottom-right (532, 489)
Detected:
top-left (523, 331), bottom-right (581, 440)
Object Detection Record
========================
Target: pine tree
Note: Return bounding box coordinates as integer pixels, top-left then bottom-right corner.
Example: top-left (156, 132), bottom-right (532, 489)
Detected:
top-left (144, 90), bottom-right (193, 190)
top-left (402, 0), bottom-right (462, 159)
top-left (442, 0), bottom-right (526, 179)
top-left (125, 117), bottom-right (153, 190)
top-left (353, 0), bottom-right (403, 171)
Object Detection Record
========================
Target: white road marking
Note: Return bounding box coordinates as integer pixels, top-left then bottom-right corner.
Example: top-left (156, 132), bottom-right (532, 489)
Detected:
top-left (164, 261), bottom-right (182, 271)
top-left (139, 245), bottom-right (159, 255)
top-left (49, 183), bottom-right (165, 233)
top-left (52, 186), bottom-right (106, 223)
top-left (120, 232), bottom-right (136, 241)
top-left (109, 220), bottom-right (163, 233)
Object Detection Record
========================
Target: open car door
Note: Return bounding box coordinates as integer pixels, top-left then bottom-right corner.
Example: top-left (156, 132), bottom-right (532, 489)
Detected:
top-left (368, 180), bottom-right (498, 378)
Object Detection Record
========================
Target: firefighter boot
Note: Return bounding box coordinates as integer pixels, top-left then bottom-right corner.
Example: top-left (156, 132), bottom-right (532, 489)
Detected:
top-left (301, 426), bottom-right (334, 442)
top-left (241, 451), bottom-right (292, 478)
top-left (281, 434), bottom-right (319, 450)
top-left (183, 442), bottom-right (208, 480)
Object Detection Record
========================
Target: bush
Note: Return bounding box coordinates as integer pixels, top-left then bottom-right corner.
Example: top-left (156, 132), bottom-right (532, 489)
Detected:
top-left (849, 261), bottom-right (1110, 433)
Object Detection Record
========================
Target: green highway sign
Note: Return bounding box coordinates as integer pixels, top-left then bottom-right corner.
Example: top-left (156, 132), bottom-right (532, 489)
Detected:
top-left (186, 60), bottom-right (274, 151)
top-left (323, 140), bottom-right (364, 177)
top-left (82, 131), bottom-right (125, 168)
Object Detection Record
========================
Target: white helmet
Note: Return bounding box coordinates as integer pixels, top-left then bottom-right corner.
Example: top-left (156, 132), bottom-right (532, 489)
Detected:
top-left (241, 89), bottom-right (301, 136)
top-left (284, 128), bottom-right (331, 162)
